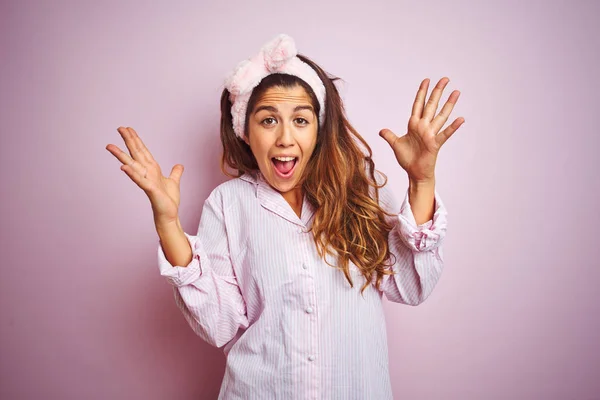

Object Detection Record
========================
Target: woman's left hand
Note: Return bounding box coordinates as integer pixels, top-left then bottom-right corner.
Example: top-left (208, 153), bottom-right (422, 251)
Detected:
top-left (379, 77), bottom-right (465, 183)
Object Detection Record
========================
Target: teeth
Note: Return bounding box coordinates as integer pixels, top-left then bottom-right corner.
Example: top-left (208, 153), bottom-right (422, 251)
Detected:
top-left (273, 156), bottom-right (296, 162)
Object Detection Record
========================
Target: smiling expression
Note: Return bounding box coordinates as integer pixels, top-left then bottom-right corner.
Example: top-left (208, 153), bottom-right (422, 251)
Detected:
top-left (244, 84), bottom-right (318, 197)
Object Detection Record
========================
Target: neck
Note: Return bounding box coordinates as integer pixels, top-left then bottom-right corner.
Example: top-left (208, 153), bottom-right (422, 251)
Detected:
top-left (282, 187), bottom-right (303, 218)
top-left (282, 187), bottom-right (303, 207)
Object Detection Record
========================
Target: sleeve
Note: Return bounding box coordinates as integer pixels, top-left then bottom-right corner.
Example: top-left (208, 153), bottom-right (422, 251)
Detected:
top-left (157, 193), bottom-right (249, 348)
top-left (374, 172), bottom-right (448, 306)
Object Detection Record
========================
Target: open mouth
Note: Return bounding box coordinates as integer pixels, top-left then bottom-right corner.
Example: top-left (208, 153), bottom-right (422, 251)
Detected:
top-left (271, 157), bottom-right (298, 179)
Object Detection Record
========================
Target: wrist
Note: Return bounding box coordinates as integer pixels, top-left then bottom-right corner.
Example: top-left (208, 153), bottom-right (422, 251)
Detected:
top-left (155, 217), bottom-right (182, 234)
top-left (409, 177), bottom-right (435, 189)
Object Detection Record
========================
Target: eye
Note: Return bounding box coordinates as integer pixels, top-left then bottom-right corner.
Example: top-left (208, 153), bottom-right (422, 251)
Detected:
top-left (296, 118), bottom-right (309, 125)
top-left (261, 117), bottom-right (277, 126)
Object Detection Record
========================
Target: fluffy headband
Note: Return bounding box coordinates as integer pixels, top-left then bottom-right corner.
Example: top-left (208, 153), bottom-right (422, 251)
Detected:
top-left (224, 34), bottom-right (326, 139)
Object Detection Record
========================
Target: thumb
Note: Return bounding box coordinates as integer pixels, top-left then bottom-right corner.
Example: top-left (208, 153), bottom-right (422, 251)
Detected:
top-left (379, 129), bottom-right (398, 148)
top-left (169, 164), bottom-right (184, 184)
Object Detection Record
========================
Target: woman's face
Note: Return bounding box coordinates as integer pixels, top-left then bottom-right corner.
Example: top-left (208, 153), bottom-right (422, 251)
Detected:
top-left (244, 84), bottom-right (318, 195)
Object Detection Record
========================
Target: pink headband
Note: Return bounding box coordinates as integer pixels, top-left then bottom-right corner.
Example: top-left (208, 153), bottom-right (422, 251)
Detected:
top-left (224, 34), bottom-right (326, 139)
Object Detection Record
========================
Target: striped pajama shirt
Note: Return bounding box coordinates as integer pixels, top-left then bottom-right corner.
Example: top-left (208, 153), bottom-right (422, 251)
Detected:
top-left (158, 170), bottom-right (447, 399)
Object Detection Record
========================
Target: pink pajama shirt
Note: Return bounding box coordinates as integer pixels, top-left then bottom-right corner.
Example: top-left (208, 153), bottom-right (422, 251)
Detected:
top-left (158, 170), bottom-right (448, 399)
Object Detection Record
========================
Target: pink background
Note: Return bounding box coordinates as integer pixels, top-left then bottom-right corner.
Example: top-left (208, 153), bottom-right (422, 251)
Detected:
top-left (1, 1), bottom-right (599, 399)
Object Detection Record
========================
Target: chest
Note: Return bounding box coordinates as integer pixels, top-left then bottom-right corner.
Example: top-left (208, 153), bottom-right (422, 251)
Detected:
top-left (222, 187), bottom-right (373, 310)
top-left (238, 209), bottom-right (315, 291)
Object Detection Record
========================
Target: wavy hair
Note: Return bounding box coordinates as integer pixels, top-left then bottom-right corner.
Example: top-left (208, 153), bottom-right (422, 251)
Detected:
top-left (219, 53), bottom-right (398, 295)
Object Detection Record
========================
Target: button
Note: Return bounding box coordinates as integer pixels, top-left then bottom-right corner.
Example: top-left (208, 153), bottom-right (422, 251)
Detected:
top-left (308, 355), bottom-right (315, 361)
top-left (302, 263), bottom-right (308, 269)
top-left (298, 227), bottom-right (304, 233)
top-left (305, 307), bottom-right (313, 314)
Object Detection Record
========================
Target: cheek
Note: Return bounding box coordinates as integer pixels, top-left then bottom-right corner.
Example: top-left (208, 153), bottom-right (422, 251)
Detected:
top-left (301, 131), bottom-right (318, 155)
top-left (249, 137), bottom-right (272, 162)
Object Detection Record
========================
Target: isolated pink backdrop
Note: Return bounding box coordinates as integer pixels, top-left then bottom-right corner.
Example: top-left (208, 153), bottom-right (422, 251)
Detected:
top-left (1, 1), bottom-right (599, 399)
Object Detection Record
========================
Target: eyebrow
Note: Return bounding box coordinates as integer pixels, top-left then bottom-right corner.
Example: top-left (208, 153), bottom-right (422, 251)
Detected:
top-left (253, 105), bottom-right (314, 115)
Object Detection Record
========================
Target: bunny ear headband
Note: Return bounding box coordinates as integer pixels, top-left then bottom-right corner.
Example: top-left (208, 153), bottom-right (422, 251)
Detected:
top-left (224, 33), bottom-right (326, 139)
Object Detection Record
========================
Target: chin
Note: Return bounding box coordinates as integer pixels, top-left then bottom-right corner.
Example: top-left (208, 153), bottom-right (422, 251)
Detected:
top-left (268, 177), bottom-right (297, 194)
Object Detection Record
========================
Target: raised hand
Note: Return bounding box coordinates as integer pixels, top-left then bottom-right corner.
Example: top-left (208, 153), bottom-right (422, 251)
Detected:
top-left (379, 77), bottom-right (465, 183)
top-left (106, 127), bottom-right (184, 226)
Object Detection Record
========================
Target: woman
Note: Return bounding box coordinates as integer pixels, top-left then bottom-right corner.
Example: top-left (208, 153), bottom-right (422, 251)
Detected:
top-left (106, 34), bottom-right (464, 399)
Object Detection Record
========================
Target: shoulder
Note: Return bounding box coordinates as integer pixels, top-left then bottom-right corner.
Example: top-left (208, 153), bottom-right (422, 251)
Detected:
top-left (205, 172), bottom-right (258, 212)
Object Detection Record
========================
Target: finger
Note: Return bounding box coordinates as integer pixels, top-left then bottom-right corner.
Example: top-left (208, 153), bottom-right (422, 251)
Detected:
top-left (169, 164), bottom-right (184, 185)
top-left (120, 163), bottom-right (152, 191)
top-left (435, 117), bottom-right (465, 147)
top-left (422, 77), bottom-right (450, 122)
top-left (117, 126), bottom-right (140, 161)
top-left (106, 144), bottom-right (148, 177)
top-left (128, 127), bottom-right (157, 164)
top-left (378, 128), bottom-right (399, 148)
top-left (118, 127), bottom-right (147, 165)
top-left (125, 127), bottom-right (152, 164)
top-left (411, 78), bottom-right (429, 119)
top-left (431, 90), bottom-right (460, 133)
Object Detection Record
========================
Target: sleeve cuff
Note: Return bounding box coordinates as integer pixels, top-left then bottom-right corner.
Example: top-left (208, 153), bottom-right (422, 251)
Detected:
top-left (157, 232), bottom-right (203, 287)
top-left (396, 188), bottom-right (448, 252)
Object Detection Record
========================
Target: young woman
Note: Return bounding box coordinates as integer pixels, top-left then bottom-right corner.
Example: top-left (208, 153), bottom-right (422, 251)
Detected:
top-left (106, 34), bottom-right (464, 399)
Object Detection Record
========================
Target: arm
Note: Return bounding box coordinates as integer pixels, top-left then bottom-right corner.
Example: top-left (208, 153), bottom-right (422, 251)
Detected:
top-left (156, 217), bottom-right (193, 269)
top-left (374, 76), bottom-right (461, 305)
top-left (375, 177), bottom-right (448, 306)
top-left (157, 192), bottom-right (249, 348)
top-left (408, 178), bottom-right (436, 226)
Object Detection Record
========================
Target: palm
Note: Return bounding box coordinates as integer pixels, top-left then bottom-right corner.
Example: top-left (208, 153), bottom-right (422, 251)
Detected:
top-left (380, 77), bottom-right (465, 183)
top-left (154, 175), bottom-right (181, 219)
top-left (106, 127), bottom-right (185, 225)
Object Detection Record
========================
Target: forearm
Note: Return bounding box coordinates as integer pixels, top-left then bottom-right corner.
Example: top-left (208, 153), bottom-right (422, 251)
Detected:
top-left (156, 218), bottom-right (193, 267)
top-left (408, 178), bottom-right (436, 226)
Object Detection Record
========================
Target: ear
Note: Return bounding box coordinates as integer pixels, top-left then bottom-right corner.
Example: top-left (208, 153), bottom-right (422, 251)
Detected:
top-left (243, 135), bottom-right (250, 146)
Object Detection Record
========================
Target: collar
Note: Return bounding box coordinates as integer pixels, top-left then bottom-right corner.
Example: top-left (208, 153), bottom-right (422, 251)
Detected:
top-left (240, 170), bottom-right (315, 228)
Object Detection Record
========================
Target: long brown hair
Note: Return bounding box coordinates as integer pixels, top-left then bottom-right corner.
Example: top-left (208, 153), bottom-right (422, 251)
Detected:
top-left (219, 54), bottom-right (397, 295)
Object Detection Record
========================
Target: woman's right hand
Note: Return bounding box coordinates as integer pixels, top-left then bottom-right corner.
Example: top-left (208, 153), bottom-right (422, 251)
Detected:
top-left (106, 126), bottom-right (184, 227)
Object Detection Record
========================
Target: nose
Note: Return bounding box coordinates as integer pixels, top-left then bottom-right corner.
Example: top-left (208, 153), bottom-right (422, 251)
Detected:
top-left (275, 120), bottom-right (295, 147)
